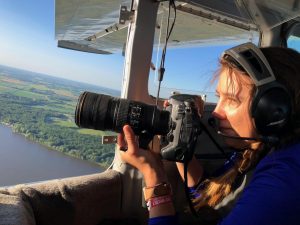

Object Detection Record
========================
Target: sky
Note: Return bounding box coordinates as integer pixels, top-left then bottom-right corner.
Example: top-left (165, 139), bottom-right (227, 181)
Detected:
top-left (0, 0), bottom-right (258, 96)
top-left (0, 0), bottom-right (124, 90)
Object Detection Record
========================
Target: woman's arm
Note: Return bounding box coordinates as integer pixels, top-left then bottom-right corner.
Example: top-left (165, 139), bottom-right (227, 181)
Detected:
top-left (118, 125), bottom-right (176, 218)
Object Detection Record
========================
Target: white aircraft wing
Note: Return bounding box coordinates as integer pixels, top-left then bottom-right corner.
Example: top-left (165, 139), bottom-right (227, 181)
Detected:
top-left (55, 0), bottom-right (300, 54)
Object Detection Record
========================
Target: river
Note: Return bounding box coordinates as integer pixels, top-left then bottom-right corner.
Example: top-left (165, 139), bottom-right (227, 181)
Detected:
top-left (0, 124), bottom-right (104, 186)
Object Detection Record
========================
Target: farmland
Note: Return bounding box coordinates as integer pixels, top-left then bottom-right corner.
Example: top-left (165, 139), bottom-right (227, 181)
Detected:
top-left (0, 65), bottom-right (119, 168)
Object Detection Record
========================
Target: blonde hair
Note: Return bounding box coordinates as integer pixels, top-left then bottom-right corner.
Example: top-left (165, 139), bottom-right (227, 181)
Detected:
top-left (193, 143), bottom-right (262, 209)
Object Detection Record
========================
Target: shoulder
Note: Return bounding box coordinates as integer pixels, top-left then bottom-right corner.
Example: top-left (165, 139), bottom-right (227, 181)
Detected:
top-left (218, 142), bottom-right (300, 225)
top-left (255, 142), bottom-right (300, 177)
top-left (248, 142), bottom-right (300, 201)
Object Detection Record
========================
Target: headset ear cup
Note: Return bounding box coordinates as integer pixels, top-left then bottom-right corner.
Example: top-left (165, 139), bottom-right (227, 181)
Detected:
top-left (252, 87), bottom-right (291, 135)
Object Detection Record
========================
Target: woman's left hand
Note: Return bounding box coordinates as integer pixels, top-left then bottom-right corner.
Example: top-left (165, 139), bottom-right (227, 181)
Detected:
top-left (118, 125), bottom-right (167, 187)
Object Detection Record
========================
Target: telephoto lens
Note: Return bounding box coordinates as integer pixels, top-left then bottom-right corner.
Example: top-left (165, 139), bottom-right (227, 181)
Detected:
top-left (75, 91), bottom-right (171, 135)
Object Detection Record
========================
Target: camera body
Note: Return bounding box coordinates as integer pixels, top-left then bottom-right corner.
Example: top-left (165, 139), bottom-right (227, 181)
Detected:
top-left (75, 92), bottom-right (202, 162)
top-left (161, 94), bottom-right (202, 162)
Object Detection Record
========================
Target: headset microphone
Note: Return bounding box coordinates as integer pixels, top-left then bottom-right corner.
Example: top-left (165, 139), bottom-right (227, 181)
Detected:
top-left (208, 118), bottom-right (279, 144)
top-left (217, 130), bottom-right (257, 141)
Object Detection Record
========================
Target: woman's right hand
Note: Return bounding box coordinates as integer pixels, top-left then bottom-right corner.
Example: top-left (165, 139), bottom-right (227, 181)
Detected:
top-left (118, 125), bottom-right (167, 187)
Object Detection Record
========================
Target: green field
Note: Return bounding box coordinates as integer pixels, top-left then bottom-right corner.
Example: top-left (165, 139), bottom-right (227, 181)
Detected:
top-left (0, 65), bottom-right (119, 168)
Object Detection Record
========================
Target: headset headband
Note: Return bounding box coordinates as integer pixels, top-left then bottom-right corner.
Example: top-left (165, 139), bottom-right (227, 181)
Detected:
top-left (221, 42), bottom-right (276, 87)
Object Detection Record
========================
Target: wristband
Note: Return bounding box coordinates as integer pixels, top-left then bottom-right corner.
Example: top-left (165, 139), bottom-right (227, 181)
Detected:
top-left (143, 182), bottom-right (172, 202)
top-left (146, 195), bottom-right (172, 210)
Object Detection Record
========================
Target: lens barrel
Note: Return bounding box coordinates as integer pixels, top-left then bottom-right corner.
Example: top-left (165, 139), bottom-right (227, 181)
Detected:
top-left (75, 92), bottom-right (170, 135)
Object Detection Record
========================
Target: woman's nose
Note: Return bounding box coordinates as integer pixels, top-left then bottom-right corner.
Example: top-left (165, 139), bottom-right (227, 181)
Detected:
top-left (212, 103), bottom-right (226, 120)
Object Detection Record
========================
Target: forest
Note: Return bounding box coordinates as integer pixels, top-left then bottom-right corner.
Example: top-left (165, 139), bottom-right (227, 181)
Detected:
top-left (0, 65), bottom-right (119, 168)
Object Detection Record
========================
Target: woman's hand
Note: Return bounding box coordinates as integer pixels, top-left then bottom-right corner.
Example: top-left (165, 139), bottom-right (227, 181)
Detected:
top-left (118, 125), bottom-right (167, 187)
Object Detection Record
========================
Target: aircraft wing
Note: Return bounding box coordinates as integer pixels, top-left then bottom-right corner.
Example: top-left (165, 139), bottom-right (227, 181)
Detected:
top-left (55, 0), bottom-right (300, 54)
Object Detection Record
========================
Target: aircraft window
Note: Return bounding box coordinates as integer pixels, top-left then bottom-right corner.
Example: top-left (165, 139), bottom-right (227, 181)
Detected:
top-left (149, 6), bottom-right (259, 103)
top-left (0, 2), bottom-right (123, 186)
top-left (287, 35), bottom-right (300, 52)
top-left (149, 46), bottom-right (224, 103)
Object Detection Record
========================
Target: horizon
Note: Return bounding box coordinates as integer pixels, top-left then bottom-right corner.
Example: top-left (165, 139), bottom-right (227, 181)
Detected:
top-left (0, 64), bottom-right (121, 93)
top-left (0, 1), bottom-right (124, 90)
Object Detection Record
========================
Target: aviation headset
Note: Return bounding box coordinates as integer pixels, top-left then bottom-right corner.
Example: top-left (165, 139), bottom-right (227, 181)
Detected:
top-left (221, 42), bottom-right (292, 136)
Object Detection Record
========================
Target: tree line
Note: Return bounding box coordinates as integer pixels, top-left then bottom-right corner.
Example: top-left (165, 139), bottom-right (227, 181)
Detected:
top-left (0, 94), bottom-right (115, 168)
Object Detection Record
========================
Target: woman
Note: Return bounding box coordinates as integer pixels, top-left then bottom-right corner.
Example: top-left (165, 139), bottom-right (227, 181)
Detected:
top-left (117, 43), bottom-right (300, 225)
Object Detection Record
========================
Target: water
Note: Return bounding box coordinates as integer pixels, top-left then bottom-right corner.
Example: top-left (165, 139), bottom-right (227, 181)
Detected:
top-left (0, 124), bottom-right (104, 186)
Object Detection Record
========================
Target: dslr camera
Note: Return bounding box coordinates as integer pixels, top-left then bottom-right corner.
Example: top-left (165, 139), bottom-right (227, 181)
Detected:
top-left (75, 92), bottom-right (202, 162)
